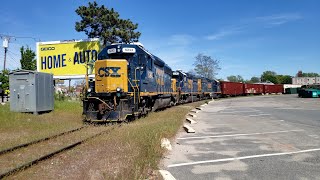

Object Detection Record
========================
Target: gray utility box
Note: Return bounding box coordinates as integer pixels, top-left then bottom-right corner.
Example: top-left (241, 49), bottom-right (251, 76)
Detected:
top-left (9, 70), bottom-right (54, 114)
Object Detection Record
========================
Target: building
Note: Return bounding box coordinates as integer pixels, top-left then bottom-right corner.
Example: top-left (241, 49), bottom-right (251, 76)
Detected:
top-left (292, 77), bottom-right (320, 85)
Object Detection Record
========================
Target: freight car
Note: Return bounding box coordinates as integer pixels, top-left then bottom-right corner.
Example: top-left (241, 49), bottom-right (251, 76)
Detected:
top-left (220, 82), bottom-right (283, 97)
top-left (243, 83), bottom-right (264, 95)
top-left (263, 84), bottom-right (284, 94)
top-left (83, 43), bottom-right (219, 122)
top-left (220, 81), bottom-right (244, 96)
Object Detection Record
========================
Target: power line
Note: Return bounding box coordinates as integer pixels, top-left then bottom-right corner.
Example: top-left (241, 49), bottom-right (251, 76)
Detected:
top-left (7, 49), bottom-right (19, 57)
top-left (0, 34), bottom-right (39, 70)
top-left (7, 51), bottom-right (21, 66)
top-left (0, 34), bottom-right (40, 42)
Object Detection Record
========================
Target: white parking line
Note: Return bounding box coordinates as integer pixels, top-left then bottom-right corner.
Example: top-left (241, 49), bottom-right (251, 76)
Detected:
top-left (276, 107), bottom-right (304, 110)
top-left (219, 110), bottom-right (260, 114)
top-left (177, 130), bottom-right (303, 140)
top-left (248, 114), bottom-right (271, 117)
top-left (213, 124), bottom-right (229, 126)
top-left (276, 107), bottom-right (318, 111)
top-left (168, 148), bottom-right (320, 168)
top-left (308, 135), bottom-right (319, 139)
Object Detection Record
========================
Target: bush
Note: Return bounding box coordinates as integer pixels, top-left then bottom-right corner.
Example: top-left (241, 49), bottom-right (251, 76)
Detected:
top-left (54, 91), bottom-right (66, 101)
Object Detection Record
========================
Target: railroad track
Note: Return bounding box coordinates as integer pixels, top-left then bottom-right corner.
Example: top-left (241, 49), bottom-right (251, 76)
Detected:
top-left (0, 125), bottom-right (119, 179)
top-left (0, 126), bottom-right (86, 156)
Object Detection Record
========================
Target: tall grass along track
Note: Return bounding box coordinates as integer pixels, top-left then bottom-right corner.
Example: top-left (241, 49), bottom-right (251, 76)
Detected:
top-left (0, 125), bottom-right (120, 179)
top-left (0, 126), bottom-right (86, 156)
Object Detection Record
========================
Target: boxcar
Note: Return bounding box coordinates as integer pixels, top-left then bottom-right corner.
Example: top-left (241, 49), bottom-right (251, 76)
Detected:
top-left (243, 83), bottom-right (264, 95)
top-left (220, 81), bottom-right (244, 96)
top-left (264, 84), bottom-right (284, 94)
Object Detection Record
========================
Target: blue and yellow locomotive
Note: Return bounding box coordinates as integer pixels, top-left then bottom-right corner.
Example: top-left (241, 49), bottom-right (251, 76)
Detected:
top-left (83, 43), bottom-right (220, 122)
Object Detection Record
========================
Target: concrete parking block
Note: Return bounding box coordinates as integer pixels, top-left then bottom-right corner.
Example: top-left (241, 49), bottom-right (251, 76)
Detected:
top-left (208, 100), bottom-right (215, 103)
top-left (186, 117), bottom-right (197, 124)
top-left (190, 109), bottom-right (199, 113)
top-left (195, 107), bottom-right (203, 110)
top-left (159, 170), bottom-right (176, 180)
top-left (187, 113), bottom-right (197, 117)
top-left (183, 124), bottom-right (195, 133)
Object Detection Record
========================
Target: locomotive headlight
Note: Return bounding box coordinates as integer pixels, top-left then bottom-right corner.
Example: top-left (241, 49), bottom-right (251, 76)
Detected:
top-left (116, 87), bottom-right (121, 92)
top-left (87, 88), bottom-right (92, 93)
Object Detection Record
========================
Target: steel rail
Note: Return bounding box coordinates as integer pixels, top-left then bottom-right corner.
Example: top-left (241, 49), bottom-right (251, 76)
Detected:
top-left (0, 126), bottom-right (86, 156)
top-left (0, 125), bottom-right (119, 179)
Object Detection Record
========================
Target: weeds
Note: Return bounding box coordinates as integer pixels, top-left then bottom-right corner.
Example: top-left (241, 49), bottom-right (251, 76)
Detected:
top-left (90, 101), bottom-right (205, 179)
top-left (0, 101), bottom-right (83, 151)
top-left (0, 100), bottom-right (206, 179)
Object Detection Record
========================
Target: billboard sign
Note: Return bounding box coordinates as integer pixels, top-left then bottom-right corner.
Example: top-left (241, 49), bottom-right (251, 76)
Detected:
top-left (36, 38), bottom-right (101, 79)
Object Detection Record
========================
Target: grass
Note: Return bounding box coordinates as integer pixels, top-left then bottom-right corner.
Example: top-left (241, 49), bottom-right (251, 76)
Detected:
top-left (0, 100), bottom-right (83, 151)
top-left (85, 100), bottom-right (206, 179)
top-left (0, 99), bottom-right (207, 179)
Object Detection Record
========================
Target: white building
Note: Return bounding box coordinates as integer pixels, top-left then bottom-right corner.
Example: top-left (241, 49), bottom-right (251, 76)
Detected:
top-left (292, 77), bottom-right (320, 85)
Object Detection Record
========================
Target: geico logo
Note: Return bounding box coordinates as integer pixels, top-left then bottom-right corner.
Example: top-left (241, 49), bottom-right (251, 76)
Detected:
top-left (41, 47), bottom-right (55, 51)
top-left (98, 67), bottom-right (121, 77)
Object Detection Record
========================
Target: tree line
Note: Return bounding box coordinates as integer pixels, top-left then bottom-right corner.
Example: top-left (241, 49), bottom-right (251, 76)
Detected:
top-left (226, 70), bottom-right (320, 84)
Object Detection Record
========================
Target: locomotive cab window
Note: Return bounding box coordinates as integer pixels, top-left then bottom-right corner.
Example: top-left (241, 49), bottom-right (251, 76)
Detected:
top-left (138, 54), bottom-right (147, 67)
top-left (147, 56), bottom-right (152, 70)
top-left (138, 54), bottom-right (142, 65)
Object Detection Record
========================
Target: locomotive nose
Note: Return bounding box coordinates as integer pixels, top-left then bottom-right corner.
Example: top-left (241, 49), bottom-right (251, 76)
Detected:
top-left (95, 59), bottom-right (128, 93)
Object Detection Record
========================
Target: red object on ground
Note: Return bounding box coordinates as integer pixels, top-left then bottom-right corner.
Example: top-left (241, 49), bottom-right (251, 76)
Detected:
top-left (220, 81), bottom-right (244, 96)
top-left (243, 84), bottom-right (264, 94)
top-left (263, 84), bottom-right (284, 94)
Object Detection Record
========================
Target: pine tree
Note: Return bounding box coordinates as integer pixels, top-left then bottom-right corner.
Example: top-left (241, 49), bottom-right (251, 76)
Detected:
top-left (75, 1), bottom-right (141, 45)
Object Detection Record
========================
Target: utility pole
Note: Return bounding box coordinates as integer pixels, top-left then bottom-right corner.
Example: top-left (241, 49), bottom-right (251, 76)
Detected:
top-left (0, 34), bottom-right (39, 71)
top-left (2, 37), bottom-right (9, 71)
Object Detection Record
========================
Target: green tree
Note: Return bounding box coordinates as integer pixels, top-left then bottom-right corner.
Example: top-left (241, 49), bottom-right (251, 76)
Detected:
top-left (193, 53), bottom-right (220, 79)
top-left (302, 72), bottom-right (320, 77)
top-left (227, 75), bottom-right (244, 82)
top-left (20, 46), bottom-right (36, 70)
top-left (261, 71), bottom-right (279, 84)
top-left (249, 76), bottom-right (260, 83)
top-left (75, 1), bottom-right (141, 45)
top-left (0, 70), bottom-right (9, 90)
top-left (277, 75), bottom-right (292, 84)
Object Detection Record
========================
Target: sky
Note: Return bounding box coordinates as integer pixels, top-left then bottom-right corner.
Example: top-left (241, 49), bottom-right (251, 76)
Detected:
top-left (0, 0), bottom-right (320, 80)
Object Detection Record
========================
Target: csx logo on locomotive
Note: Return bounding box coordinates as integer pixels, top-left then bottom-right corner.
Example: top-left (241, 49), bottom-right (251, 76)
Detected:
top-left (98, 67), bottom-right (121, 77)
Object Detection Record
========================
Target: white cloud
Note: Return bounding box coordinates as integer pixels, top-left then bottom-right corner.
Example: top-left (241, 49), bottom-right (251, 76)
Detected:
top-left (256, 13), bottom-right (302, 22)
top-left (205, 13), bottom-right (302, 41)
top-left (205, 27), bottom-right (243, 40)
top-left (142, 34), bottom-right (197, 72)
top-left (255, 13), bottom-right (302, 26)
top-left (167, 34), bottom-right (195, 46)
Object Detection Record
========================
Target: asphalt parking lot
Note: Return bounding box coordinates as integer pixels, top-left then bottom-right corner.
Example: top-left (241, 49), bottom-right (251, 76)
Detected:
top-left (162, 94), bottom-right (320, 180)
